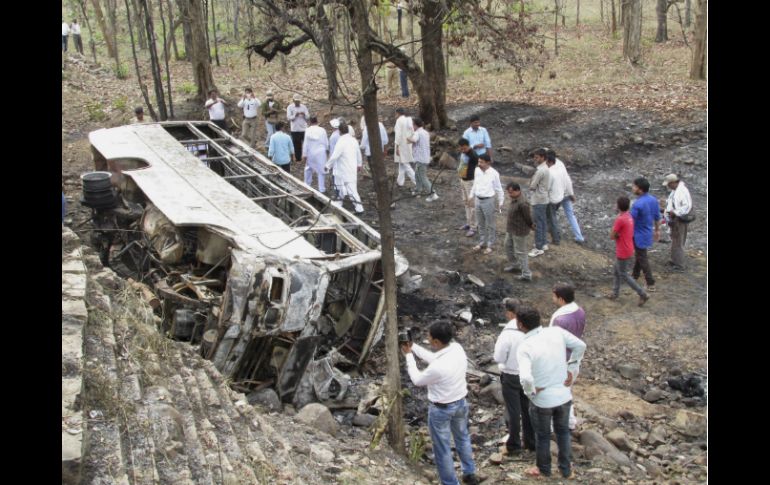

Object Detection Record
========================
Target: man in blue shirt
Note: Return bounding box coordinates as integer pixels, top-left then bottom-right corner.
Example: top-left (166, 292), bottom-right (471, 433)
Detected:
top-left (462, 115), bottom-right (493, 163)
top-left (630, 177), bottom-right (661, 292)
top-left (268, 121), bottom-right (296, 172)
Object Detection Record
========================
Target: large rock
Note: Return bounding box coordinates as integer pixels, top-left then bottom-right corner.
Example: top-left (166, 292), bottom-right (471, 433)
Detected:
top-left (617, 363), bottom-right (642, 379)
top-left (296, 403), bottom-right (338, 436)
top-left (579, 429), bottom-right (633, 468)
top-left (479, 382), bottom-right (505, 405)
top-left (672, 409), bottom-right (706, 437)
top-left (247, 388), bottom-right (282, 412)
top-left (605, 429), bottom-right (636, 452)
top-left (352, 413), bottom-right (377, 428)
top-left (310, 444), bottom-right (335, 463)
top-left (643, 388), bottom-right (664, 403)
top-left (647, 425), bottom-right (667, 445)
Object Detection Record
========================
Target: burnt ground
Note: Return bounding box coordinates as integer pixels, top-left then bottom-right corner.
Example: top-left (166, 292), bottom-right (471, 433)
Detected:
top-left (63, 101), bottom-right (707, 484)
top-left (355, 102), bottom-right (707, 483)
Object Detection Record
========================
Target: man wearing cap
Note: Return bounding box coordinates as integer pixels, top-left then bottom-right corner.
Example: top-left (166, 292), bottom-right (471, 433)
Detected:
top-left (237, 88), bottom-right (261, 148)
top-left (393, 107), bottom-right (417, 189)
top-left (261, 90), bottom-right (282, 149)
top-left (287, 94), bottom-right (310, 161)
top-left (663, 174), bottom-right (692, 270)
top-left (302, 116), bottom-right (329, 193)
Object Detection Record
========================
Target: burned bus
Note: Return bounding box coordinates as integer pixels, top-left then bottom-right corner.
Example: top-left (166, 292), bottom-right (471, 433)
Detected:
top-left (85, 121), bottom-right (409, 406)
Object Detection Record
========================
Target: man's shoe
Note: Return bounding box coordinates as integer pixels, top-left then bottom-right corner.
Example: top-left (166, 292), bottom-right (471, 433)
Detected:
top-left (638, 294), bottom-right (650, 307)
top-left (646, 284), bottom-right (656, 293)
top-left (542, 244), bottom-right (550, 251)
top-left (462, 474), bottom-right (480, 485)
top-left (460, 224), bottom-right (470, 231)
top-left (551, 241), bottom-right (560, 246)
top-left (503, 265), bottom-right (518, 273)
top-left (517, 275), bottom-right (532, 282)
top-left (575, 239), bottom-right (586, 245)
top-left (426, 193), bottom-right (439, 202)
top-left (466, 229), bottom-right (476, 237)
top-left (528, 248), bottom-right (544, 257)
top-left (605, 293), bottom-right (619, 300)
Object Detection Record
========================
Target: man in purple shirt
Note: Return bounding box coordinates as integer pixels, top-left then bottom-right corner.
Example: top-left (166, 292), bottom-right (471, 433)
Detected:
top-left (630, 177), bottom-right (661, 292)
top-left (549, 283), bottom-right (585, 430)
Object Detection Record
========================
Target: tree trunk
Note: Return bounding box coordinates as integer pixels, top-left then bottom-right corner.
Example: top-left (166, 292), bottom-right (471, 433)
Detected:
top-left (577, 0), bottom-right (580, 30)
top-left (622, 0), bottom-right (642, 64)
top-left (600, 0), bottom-right (604, 23)
top-left (90, 0), bottom-right (117, 58)
top-left (553, 0), bottom-right (559, 56)
top-left (124, 0), bottom-right (158, 120)
top-left (560, 0), bottom-right (566, 27)
top-left (106, 0), bottom-right (122, 72)
top-left (610, 0), bottom-right (617, 35)
top-left (210, 0), bottom-right (220, 66)
top-left (655, 0), bottom-right (668, 42)
top-left (685, 0), bottom-right (691, 28)
top-left (316, 5), bottom-right (341, 102)
top-left (132, 0), bottom-right (148, 49)
top-left (418, 0), bottom-right (448, 129)
top-left (77, 0), bottom-right (99, 62)
top-left (343, 8), bottom-right (352, 74)
top-left (689, 0), bottom-right (706, 80)
top-left (140, 0), bottom-right (169, 120)
top-left (349, 0), bottom-right (405, 457)
top-left (166, 0), bottom-right (181, 60)
top-left (158, 0), bottom-right (175, 118)
top-left (233, 0), bottom-right (239, 40)
top-left (177, 0), bottom-right (217, 100)
top-left (408, 2), bottom-right (415, 61)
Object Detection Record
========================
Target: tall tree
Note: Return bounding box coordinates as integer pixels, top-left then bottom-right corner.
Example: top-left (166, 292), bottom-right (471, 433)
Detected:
top-left (158, 0), bottom-right (176, 117)
top-left (131, 0), bottom-right (148, 49)
top-left (77, 0), bottom-right (99, 62)
top-left (165, 0), bottom-right (182, 60)
top-left (685, 0), bottom-right (691, 27)
top-left (177, 0), bottom-right (218, 100)
top-left (610, 0), bottom-right (617, 34)
top-left (90, 0), bottom-right (117, 58)
top-left (689, 0), bottom-right (706, 80)
top-left (349, 0), bottom-right (405, 456)
top-left (140, 0), bottom-right (169, 119)
top-left (622, 0), bottom-right (641, 65)
top-left (210, 0), bottom-right (221, 66)
top-left (124, 0), bottom-right (158, 120)
top-left (655, 0), bottom-right (669, 42)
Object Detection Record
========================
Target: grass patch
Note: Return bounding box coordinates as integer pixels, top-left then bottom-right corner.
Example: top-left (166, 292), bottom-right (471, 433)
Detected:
top-left (114, 63), bottom-right (128, 79)
top-left (86, 101), bottom-right (108, 122)
top-left (180, 81), bottom-right (196, 95)
top-left (113, 96), bottom-right (128, 111)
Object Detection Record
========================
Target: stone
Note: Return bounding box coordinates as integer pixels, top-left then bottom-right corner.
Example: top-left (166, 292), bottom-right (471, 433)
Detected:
top-left (352, 413), bottom-right (377, 428)
top-left (617, 363), bottom-right (642, 379)
top-left (579, 429), bottom-right (632, 467)
top-left (647, 425), bottom-right (667, 445)
top-left (672, 409), bottom-right (706, 437)
top-left (605, 429), bottom-right (636, 452)
top-left (310, 444), bottom-right (335, 463)
top-left (489, 452), bottom-right (504, 464)
top-left (498, 146), bottom-right (513, 152)
top-left (247, 388), bottom-right (282, 412)
top-left (632, 136), bottom-right (644, 144)
top-left (644, 461), bottom-right (664, 477)
top-left (296, 403), bottom-right (338, 436)
top-left (643, 388), bottom-right (664, 403)
top-left (479, 382), bottom-right (505, 405)
top-left (561, 132), bottom-right (573, 140)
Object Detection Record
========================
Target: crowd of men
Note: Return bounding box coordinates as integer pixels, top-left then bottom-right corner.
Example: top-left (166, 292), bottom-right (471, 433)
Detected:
top-left (119, 89), bottom-right (697, 484)
top-left (61, 19), bottom-right (84, 54)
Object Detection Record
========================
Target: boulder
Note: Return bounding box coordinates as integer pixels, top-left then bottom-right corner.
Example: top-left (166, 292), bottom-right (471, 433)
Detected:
top-left (672, 409), bottom-right (706, 437)
top-left (580, 429), bottom-right (633, 467)
top-left (310, 444), bottom-right (335, 463)
top-left (479, 382), bottom-right (505, 405)
top-left (643, 388), bottom-right (664, 403)
top-left (296, 403), bottom-right (338, 436)
top-left (647, 425), bottom-right (667, 445)
top-left (247, 388), bottom-right (282, 412)
top-left (605, 429), bottom-right (636, 452)
top-left (352, 413), bottom-right (377, 428)
top-left (617, 363), bottom-right (642, 379)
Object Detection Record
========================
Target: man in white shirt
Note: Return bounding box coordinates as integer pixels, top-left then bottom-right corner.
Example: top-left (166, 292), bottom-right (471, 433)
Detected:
top-left (468, 155), bottom-right (504, 254)
top-left (62, 20), bottom-right (70, 52)
top-left (237, 88), bottom-right (261, 148)
top-left (393, 107), bottom-right (417, 189)
top-left (204, 89), bottom-right (228, 130)
top-left (663, 173), bottom-right (693, 270)
top-left (287, 94), bottom-right (310, 161)
top-left (402, 321), bottom-right (479, 485)
top-left (545, 149), bottom-right (585, 245)
top-left (494, 298), bottom-right (535, 455)
top-left (516, 306), bottom-right (586, 479)
top-left (71, 20), bottom-right (83, 54)
top-left (326, 122), bottom-right (364, 213)
top-left (301, 116), bottom-right (329, 193)
top-left (411, 117), bottom-right (438, 201)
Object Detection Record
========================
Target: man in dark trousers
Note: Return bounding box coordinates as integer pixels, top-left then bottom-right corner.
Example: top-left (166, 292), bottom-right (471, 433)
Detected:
top-left (494, 298), bottom-right (536, 456)
top-left (608, 196), bottom-right (650, 306)
top-left (457, 138), bottom-right (480, 237)
top-left (503, 182), bottom-right (534, 281)
top-left (630, 177), bottom-right (660, 292)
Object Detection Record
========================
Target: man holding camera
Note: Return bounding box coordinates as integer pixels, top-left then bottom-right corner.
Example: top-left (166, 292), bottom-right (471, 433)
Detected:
top-left (401, 321), bottom-right (480, 485)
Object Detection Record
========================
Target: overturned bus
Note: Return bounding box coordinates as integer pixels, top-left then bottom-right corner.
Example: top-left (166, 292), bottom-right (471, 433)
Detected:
top-left (86, 121), bottom-right (409, 406)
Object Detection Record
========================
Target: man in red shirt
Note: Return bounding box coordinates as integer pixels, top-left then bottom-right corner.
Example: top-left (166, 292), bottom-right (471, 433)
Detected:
top-left (608, 196), bottom-right (649, 306)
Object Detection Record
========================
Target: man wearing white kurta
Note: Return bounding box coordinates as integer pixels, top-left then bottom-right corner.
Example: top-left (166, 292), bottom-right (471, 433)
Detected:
top-left (326, 123), bottom-right (364, 213)
top-left (301, 117), bottom-right (329, 193)
top-left (393, 107), bottom-right (417, 188)
top-left (287, 94), bottom-right (310, 161)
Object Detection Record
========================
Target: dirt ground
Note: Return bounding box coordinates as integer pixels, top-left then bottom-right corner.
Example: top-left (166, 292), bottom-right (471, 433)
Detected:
top-left (62, 54), bottom-right (706, 483)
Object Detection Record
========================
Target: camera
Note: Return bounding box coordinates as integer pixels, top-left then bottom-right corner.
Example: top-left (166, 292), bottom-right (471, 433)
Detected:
top-left (398, 327), bottom-right (415, 344)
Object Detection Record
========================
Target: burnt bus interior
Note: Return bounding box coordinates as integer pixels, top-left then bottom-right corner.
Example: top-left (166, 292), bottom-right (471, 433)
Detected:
top-left (85, 122), bottom-right (407, 403)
